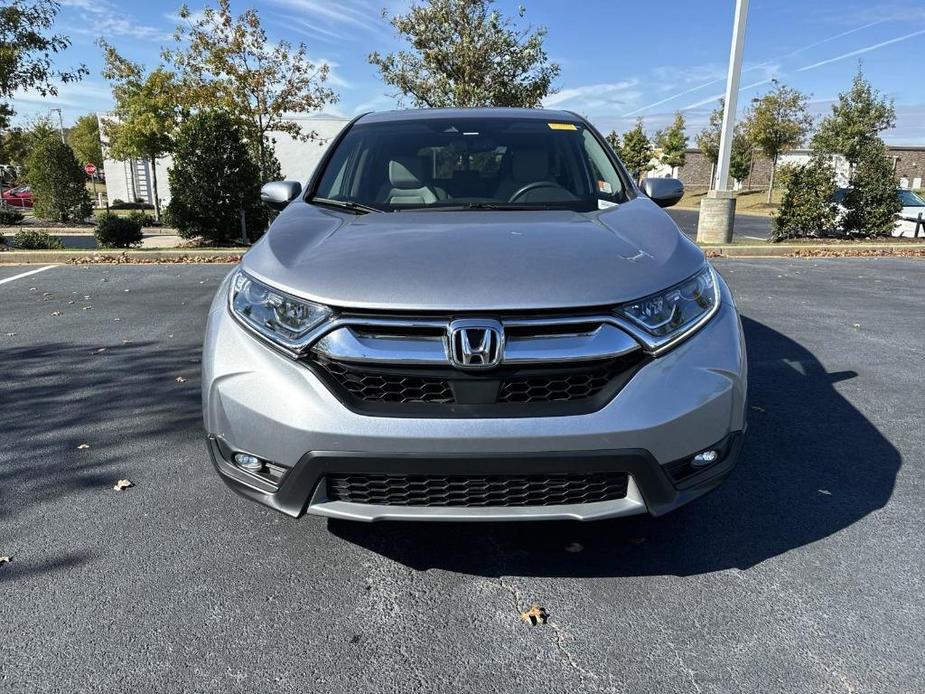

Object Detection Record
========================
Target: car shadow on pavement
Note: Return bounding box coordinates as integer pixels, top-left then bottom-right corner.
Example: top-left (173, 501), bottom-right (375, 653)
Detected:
top-left (0, 341), bottom-right (202, 524)
top-left (329, 316), bottom-right (901, 577)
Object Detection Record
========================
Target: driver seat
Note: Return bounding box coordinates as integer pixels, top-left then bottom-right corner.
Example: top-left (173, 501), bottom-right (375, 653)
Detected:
top-left (494, 149), bottom-right (553, 201)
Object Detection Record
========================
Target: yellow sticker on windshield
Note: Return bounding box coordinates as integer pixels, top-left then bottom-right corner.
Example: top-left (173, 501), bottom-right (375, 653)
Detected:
top-left (548, 122), bottom-right (577, 131)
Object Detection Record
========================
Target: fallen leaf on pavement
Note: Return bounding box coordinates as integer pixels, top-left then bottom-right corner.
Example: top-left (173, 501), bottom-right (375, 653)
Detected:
top-left (82, 306), bottom-right (93, 310)
top-left (564, 542), bottom-right (584, 553)
top-left (852, 323), bottom-right (861, 329)
top-left (113, 479), bottom-right (134, 491)
top-left (93, 347), bottom-right (106, 354)
top-left (51, 311), bottom-right (61, 316)
top-left (77, 443), bottom-right (90, 449)
top-left (751, 405), bottom-right (766, 412)
top-left (176, 376), bottom-right (187, 383)
top-left (0, 556), bottom-right (10, 567)
top-left (818, 489), bottom-right (832, 495)
top-left (521, 605), bottom-right (548, 626)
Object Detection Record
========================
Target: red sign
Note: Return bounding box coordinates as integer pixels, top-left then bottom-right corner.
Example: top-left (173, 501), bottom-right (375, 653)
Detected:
top-left (84, 163), bottom-right (97, 175)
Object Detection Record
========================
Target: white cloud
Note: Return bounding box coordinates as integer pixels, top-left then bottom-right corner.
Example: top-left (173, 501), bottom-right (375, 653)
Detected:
top-left (265, 0), bottom-right (386, 35)
top-left (542, 80), bottom-right (642, 113)
top-left (62, 0), bottom-right (170, 41)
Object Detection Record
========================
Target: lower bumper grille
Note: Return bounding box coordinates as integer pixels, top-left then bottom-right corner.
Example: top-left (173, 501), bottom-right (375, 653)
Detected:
top-left (325, 472), bottom-right (630, 507)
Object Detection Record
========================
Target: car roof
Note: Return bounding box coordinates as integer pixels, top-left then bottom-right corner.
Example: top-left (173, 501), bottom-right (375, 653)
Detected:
top-left (356, 107), bottom-right (583, 125)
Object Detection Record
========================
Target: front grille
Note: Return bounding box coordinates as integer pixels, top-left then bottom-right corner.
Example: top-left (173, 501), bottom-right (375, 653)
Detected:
top-left (311, 355), bottom-right (642, 408)
top-left (326, 472), bottom-right (630, 507)
top-left (497, 360), bottom-right (620, 403)
top-left (317, 358), bottom-right (455, 404)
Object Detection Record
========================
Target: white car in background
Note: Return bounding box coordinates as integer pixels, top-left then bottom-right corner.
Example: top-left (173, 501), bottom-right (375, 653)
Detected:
top-left (895, 189), bottom-right (925, 238)
top-left (834, 188), bottom-right (925, 238)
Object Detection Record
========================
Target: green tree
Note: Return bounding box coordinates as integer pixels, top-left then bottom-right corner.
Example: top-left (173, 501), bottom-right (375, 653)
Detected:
top-left (696, 99), bottom-right (753, 186)
top-left (654, 112), bottom-right (687, 171)
top-left (100, 41), bottom-right (182, 221)
top-left (26, 137), bottom-right (92, 222)
top-left (743, 80), bottom-right (814, 203)
top-left (841, 144), bottom-right (901, 237)
top-left (618, 119), bottom-right (653, 180)
top-left (165, 0), bottom-right (338, 181)
top-left (605, 130), bottom-right (621, 155)
top-left (166, 111), bottom-right (266, 244)
top-left (772, 156), bottom-right (838, 241)
top-left (813, 67), bottom-right (895, 166)
top-left (68, 113), bottom-right (103, 169)
top-left (369, 0), bottom-right (560, 108)
top-left (0, 0), bottom-right (87, 100)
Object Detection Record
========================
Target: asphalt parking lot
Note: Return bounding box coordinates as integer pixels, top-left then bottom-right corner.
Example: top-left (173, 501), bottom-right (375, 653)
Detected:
top-left (1, 259), bottom-right (923, 693)
top-left (667, 208), bottom-right (771, 241)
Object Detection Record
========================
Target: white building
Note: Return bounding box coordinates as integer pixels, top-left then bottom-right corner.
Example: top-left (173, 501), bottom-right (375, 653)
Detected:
top-left (99, 114), bottom-right (350, 207)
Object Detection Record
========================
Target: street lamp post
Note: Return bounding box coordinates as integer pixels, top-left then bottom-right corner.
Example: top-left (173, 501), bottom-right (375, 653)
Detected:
top-left (50, 108), bottom-right (65, 144)
top-left (696, 0), bottom-right (749, 244)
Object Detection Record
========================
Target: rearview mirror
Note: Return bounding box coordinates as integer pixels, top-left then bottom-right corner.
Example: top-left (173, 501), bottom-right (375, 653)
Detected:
top-left (260, 180), bottom-right (302, 211)
top-left (642, 177), bottom-right (684, 208)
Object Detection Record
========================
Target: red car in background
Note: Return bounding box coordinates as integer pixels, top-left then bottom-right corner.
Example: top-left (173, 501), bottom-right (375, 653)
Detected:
top-left (1, 185), bottom-right (33, 208)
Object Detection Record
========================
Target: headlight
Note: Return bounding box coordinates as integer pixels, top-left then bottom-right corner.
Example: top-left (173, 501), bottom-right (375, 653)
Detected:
top-left (230, 270), bottom-right (332, 349)
top-left (616, 266), bottom-right (719, 349)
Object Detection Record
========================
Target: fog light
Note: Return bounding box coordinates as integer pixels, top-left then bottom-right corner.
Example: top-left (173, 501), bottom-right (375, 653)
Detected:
top-left (691, 449), bottom-right (719, 468)
top-left (233, 453), bottom-right (263, 472)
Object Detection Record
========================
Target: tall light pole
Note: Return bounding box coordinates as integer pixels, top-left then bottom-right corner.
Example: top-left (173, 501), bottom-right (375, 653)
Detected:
top-left (696, 0), bottom-right (749, 244)
top-left (50, 108), bottom-right (65, 143)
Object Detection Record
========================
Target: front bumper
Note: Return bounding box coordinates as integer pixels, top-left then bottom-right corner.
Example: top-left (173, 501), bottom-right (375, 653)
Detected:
top-left (202, 273), bottom-right (747, 521)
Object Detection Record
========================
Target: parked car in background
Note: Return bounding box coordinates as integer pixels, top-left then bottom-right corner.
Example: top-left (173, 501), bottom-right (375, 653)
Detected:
top-left (1, 185), bottom-right (33, 209)
top-left (202, 108), bottom-right (747, 523)
top-left (896, 189), bottom-right (925, 237)
top-left (834, 187), bottom-right (925, 237)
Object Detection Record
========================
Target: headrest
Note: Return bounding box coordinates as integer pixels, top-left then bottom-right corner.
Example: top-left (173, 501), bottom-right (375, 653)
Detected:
top-left (389, 157), bottom-right (424, 189)
top-left (512, 149), bottom-right (549, 181)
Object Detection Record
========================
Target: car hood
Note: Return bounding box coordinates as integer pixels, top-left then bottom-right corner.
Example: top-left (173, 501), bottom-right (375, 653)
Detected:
top-left (242, 198), bottom-right (706, 312)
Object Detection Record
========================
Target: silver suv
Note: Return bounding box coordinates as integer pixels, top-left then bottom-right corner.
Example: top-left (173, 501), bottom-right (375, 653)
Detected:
top-left (202, 108), bottom-right (747, 521)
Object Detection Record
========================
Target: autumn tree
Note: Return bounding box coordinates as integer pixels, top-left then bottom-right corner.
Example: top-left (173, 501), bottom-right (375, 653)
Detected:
top-left (68, 114), bottom-right (103, 169)
top-left (655, 112), bottom-right (687, 172)
top-left (0, 0), bottom-right (87, 101)
top-left (618, 119), bottom-right (653, 180)
top-left (743, 81), bottom-right (814, 203)
top-left (813, 67), bottom-right (895, 166)
top-left (369, 0), bottom-right (560, 108)
top-left (165, 0), bottom-right (338, 180)
top-left (605, 130), bottom-right (621, 155)
top-left (99, 41), bottom-right (181, 221)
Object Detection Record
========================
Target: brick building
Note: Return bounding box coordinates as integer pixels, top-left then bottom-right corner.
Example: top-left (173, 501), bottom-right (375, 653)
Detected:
top-left (674, 145), bottom-right (925, 191)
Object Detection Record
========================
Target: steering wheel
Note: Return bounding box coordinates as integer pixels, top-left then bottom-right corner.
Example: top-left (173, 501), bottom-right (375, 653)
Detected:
top-left (507, 181), bottom-right (568, 203)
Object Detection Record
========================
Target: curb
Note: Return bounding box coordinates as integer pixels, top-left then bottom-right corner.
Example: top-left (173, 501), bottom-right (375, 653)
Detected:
top-left (0, 249), bottom-right (243, 264)
top-left (702, 244), bottom-right (925, 258)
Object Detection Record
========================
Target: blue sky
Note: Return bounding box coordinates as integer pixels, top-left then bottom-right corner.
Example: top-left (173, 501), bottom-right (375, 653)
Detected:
top-left (12, 0), bottom-right (925, 143)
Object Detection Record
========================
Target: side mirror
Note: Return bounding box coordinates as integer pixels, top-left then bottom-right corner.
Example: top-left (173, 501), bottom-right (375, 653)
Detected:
top-left (260, 180), bottom-right (302, 211)
top-left (642, 177), bottom-right (684, 208)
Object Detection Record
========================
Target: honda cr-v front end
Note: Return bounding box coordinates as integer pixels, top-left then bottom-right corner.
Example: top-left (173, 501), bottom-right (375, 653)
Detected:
top-left (202, 108), bottom-right (747, 521)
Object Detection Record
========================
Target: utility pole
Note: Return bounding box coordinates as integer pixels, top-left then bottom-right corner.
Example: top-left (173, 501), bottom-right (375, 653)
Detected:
top-left (50, 108), bottom-right (65, 143)
top-left (697, 0), bottom-right (749, 244)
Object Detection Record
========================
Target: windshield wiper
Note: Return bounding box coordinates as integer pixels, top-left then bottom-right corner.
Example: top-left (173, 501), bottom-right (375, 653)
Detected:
top-left (397, 202), bottom-right (555, 212)
top-left (310, 197), bottom-right (383, 214)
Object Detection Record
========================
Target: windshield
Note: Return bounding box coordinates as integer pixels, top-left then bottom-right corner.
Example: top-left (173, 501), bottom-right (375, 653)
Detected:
top-left (312, 117), bottom-right (629, 212)
top-left (897, 189), bottom-right (925, 207)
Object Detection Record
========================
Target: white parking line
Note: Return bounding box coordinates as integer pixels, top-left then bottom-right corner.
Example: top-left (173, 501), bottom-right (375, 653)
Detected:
top-left (0, 264), bottom-right (58, 286)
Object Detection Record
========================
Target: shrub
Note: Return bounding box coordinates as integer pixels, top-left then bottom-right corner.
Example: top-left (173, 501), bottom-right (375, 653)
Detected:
top-left (772, 157), bottom-right (839, 241)
top-left (14, 229), bottom-right (64, 249)
top-left (126, 210), bottom-right (156, 227)
top-left (167, 111), bottom-right (267, 244)
top-left (841, 145), bottom-right (902, 237)
top-left (94, 213), bottom-right (143, 248)
top-left (25, 137), bottom-right (93, 222)
top-left (0, 207), bottom-right (25, 226)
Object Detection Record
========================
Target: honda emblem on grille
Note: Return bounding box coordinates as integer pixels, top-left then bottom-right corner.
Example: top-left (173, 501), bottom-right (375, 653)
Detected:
top-left (447, 319), bottom-right (504, 369)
